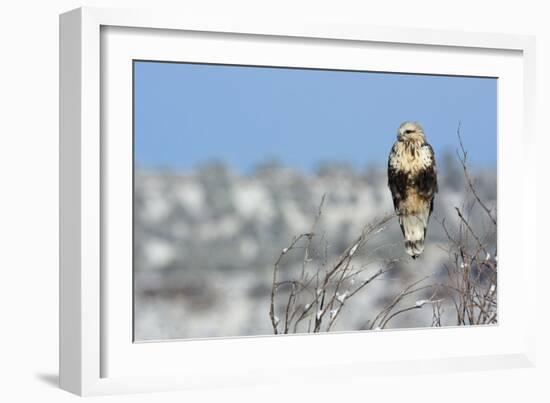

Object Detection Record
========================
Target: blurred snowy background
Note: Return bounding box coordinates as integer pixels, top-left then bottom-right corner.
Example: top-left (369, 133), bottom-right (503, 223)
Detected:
top-left (134, 156), bottom-right (496, 340)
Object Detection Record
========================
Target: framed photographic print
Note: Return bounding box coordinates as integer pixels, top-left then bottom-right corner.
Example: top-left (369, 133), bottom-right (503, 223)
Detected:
top-left (60, 7), bottom-right (537, 396)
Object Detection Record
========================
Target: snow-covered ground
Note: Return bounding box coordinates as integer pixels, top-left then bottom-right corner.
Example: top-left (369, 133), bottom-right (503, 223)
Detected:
top-left (134, 159), bottom-right (496, 340)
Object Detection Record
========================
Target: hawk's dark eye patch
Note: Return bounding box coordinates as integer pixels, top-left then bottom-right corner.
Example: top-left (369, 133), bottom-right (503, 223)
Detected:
top-left (405, 129), bottom-right (414, 134)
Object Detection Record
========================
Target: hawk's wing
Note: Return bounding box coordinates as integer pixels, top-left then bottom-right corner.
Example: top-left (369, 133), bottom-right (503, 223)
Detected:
top-left (416, 143), bottom-right (438, 199)
top-left (387, 143), bottom-right (408, 212)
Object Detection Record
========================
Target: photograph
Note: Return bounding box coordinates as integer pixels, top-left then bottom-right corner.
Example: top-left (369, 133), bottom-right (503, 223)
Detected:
top-left (132, 61), bottom-right (497, 341)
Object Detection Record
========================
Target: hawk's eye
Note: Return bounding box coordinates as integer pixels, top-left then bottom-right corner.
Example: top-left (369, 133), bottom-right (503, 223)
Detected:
top-left (404, 129), bottom-right (414, 134)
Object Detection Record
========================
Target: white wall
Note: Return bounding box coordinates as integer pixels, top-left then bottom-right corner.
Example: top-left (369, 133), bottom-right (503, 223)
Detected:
top-left (0, 1), bottom-right (547, 401)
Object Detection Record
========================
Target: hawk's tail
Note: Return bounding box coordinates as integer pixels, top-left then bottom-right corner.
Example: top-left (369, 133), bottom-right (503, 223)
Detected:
top-left (405, 239), bottom-right (424, 259)
top-left (399, 212), bottom-right (429, 259)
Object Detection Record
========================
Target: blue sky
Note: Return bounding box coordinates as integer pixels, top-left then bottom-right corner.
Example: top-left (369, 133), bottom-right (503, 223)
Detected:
top-left (134, 61), bottom-right (496, 173)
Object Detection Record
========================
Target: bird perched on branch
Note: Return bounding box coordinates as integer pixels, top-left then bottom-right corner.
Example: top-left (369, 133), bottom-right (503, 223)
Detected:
top-left (387, 122), bottom-right (438, 258)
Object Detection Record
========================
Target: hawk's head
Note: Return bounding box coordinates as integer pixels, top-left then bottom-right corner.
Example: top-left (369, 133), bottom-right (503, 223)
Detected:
top-left (397, 121), bottom-right (425, 142)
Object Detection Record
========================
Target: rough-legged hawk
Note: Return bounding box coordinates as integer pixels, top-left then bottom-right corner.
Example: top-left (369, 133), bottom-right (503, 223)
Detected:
top-left (388, 122), bottom-right (438, 258)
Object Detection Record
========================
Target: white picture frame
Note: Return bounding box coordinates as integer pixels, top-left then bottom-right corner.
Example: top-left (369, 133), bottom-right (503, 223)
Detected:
top-left (59, 6), bottom-right (537, 396)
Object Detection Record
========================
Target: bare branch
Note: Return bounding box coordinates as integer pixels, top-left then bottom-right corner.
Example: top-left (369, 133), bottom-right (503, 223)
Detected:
top-left (456, 123), bottom-right (497, 226)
